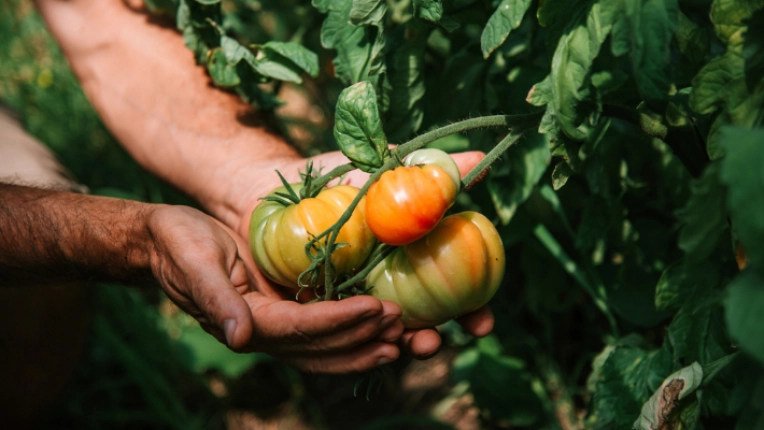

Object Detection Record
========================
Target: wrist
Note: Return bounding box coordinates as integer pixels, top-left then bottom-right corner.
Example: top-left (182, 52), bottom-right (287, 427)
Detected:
top-left (205, 154), bottom-right (306, 237)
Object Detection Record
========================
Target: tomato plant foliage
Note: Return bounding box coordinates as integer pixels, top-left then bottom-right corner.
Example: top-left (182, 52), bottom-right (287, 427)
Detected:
top-left (87, 0), bottom-right (764, 427)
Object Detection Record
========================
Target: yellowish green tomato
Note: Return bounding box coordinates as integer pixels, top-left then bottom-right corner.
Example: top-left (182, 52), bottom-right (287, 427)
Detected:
top-left (249, 184), bottom-right (376, 289)
top-left (366, 211), bottom-right (505, 328)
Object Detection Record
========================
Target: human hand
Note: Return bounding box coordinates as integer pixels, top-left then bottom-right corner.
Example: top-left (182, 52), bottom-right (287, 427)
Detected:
top-left (147, 205), bottom-right (404, 373)
top-left (229, 150), bottom-right (495, 359)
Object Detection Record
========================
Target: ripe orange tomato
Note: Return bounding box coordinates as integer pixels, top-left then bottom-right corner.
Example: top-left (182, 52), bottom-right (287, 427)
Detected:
top-left (366, 211), bottom-right (505, 328)
top-left (249, 184), bottom-right (376, 288)
top-left (365, 149), bottom-right (460, 246)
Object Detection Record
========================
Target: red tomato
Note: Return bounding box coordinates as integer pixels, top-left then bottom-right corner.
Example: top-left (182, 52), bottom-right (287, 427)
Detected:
top-left (365, 149), bottom-right (459, 246)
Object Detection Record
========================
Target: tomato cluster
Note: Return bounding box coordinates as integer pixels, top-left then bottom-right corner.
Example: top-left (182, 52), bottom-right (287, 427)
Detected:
top-left (248, 149), bottom-right (505, 328)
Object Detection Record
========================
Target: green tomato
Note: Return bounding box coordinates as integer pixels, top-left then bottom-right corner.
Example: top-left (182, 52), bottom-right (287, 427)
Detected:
top-left (366, 211), bottom-right (505, 328)
top-left (404, 148), bottom-right (461, 190)
top-left (249, 184), bottom-right (376, 289)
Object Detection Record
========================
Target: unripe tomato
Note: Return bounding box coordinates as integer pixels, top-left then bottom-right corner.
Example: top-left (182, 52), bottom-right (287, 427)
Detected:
top-left (365, 148), bottom-right (460, 246)
top-left (249, 184), bottom-right (375, 289)
top-left (366, 211), bottom-right (505, 328)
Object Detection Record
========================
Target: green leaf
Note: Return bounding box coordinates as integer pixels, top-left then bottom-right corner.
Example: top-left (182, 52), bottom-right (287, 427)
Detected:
top-left (610, 0), bottom-right (680, 108)
top-left (551, 160), bottom-right (573, 190)
top-left (261, 41), bottom-right (319, 77)
top-left (587, 341), bottom-right (675, 429)
top-left (726, 269), bottom-right (764, 365)
top-left (690, 51), bottom-right (747, 117)
top-left (676, 162), bottom-right (727, 263)
top-left (383, 23), bottom-right (428, 142)
top-left (316, 0), bottom-right (386, 84)
top-left (690, 0), bottom-right (764, 158)
top-left (480, 0), bottom-right (532, 59)
top-left (249, 49), bottom-right (304, 84)
top-left (413, 0), bottom-right (443, 23)
top-left (633, 362), bottom-right (703, 430)
top-left (536, 0), bottom-right (588, 29)
top-left (487, 130), bottom-right (551, 225)
top-left (206, 48), bottom-right (240, 87)
top-left (349, 0), bottom-right (386, 26)
top-left (654, 259), bottom-right (718, 313)
top-left (743, 8), bottom-right (764, 91)
top-left (654, 260), bottom-right (686, 312)
top-left (526, 75), bottom-right (552, 107)
top-left (413, 0), bottom-right (459, 32)
top-left (452, 341), bottom-right (543, 426)
top-left (719, 127), bottom-right (764, 268)
top-left (676, 11), bottom-right (710, 68)
top-left (534, 1), bottom-right (616, 152)
top-left (334, 81), bottom-right (390, 172)
top-left (221, 35), bottom-right (254, 65)
top-left (668, 291), bottom-right (730, 367)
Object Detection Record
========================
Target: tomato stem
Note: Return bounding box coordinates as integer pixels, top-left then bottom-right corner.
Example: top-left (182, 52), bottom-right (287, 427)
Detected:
top-left (461, 130), bottom-right (526, 189)
top-left (334, 245), bottom-right (398, 295)
top-left (394, 111), bottom-right (544, 160)
top-left (310, 163), bottom-right (355, 190)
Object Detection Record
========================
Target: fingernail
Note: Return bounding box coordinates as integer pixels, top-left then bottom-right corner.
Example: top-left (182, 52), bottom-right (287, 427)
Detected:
top-left (377, 356), bottom-right (395, 366)
top-left (224, 319), bottom-right (237, 346)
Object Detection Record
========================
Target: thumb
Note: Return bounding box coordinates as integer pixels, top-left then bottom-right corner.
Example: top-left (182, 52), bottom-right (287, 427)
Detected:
top-left (192, 257), bottom-right (254, 351)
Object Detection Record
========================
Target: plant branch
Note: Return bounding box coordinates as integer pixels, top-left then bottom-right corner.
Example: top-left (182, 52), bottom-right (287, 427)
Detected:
top-left (334, 245), bottom-right (398, 294)
top-left (461, 130), bottom-right (526, 189)
top-left (311, 163), bottom-right (355, 190)
top-left (395, 111), bottom-right (545, 159)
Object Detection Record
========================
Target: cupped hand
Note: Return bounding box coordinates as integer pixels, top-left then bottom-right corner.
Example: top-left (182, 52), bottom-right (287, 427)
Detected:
top-left (146, 205), bottom-right (404, 373)
top-left (234, 149), bottom-right (496, 359)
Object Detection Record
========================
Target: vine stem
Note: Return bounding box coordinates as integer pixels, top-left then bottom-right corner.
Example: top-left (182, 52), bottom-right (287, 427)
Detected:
top-left (461, 130), bottom-right (525, 189)
top-left (395, 111), bottom-right (544, 160)
top-left (334, 245), bottom-right (397, 295)
top-left (308, 112), bottom-right (544, 300)
top-left (311, 163), bottom-right (355, 190)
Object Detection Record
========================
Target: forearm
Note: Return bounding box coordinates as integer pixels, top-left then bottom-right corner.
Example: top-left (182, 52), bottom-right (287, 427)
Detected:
top-left (0, 183), bottom-right (153, 286)
top-left (33, 0), bottom-right (302, 227)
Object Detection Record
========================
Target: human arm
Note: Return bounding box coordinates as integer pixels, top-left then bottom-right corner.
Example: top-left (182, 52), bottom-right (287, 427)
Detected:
top-left (0, 184), bottom-right (402, 372)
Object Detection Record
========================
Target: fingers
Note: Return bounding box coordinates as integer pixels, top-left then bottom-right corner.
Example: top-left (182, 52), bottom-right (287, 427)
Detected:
top-left (456, 306), bottom-right (494, 338)
top-left (449, 151), bottom-right (486, 178)
top-left (243, 294), bottom-right (402, 351)
top-left (399, 306), bottom-right (494, 360)
top-left (280, 341), bottom-right (400, 374)
top-left (190, 261), bottom-right (255, 350)
top-left (401, 328), bottom-right (442, 359)
top-left (246, 294), bottom-right (392, 337)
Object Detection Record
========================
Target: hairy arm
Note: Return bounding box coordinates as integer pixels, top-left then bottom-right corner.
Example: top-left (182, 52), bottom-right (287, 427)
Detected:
top-left (33, 0), bottom-right (303, 233)
top-left (0, 183), bottom-right (404, 371)
top-left (0, 183), bottom-right (154, 286)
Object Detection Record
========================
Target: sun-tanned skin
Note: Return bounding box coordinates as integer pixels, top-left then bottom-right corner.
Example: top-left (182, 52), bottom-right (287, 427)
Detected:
top-left (25, 0), bottom-right (495, 370)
